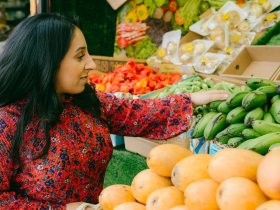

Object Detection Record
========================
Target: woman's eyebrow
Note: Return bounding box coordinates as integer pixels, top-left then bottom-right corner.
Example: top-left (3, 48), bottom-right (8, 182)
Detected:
top-left (75, 46), bottom-right (86, 52)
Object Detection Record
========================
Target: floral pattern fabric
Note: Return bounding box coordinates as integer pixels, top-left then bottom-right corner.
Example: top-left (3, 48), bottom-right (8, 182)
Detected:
top-left (0, 91), bottom-right (193, 210)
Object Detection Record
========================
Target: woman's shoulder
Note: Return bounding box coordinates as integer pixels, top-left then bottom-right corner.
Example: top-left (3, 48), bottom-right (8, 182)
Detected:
top-left (0, 100), bottom-right (26, 119)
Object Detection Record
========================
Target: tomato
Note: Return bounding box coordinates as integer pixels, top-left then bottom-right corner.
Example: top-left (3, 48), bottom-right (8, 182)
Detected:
top-left (117, 36), bottom-right (129, 48)
top-left (162, 4), bottom-right (169, 12)
top-left (168, 0), bottom-right (178, 12)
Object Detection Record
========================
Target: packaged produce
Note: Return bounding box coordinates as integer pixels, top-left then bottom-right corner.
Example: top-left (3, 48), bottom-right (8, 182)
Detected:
top-left (206, 1), bottom-right (248, 30)
top-left (178, 39), bottom-right (214, 64)
top-left (245, 0), bottom-right (280, 22)
top-left (193, 52), bottom-right (226, 74)
top-left (254, 11), bottom-right (280, 32)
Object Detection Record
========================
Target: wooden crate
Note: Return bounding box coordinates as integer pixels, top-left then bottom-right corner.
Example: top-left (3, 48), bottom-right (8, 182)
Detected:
top-left (124, 134), bottom-right (191, 157)
top-left (272, 67), bottom-right (280, 83)
top-left (92, 55), bottom-right (146, 72)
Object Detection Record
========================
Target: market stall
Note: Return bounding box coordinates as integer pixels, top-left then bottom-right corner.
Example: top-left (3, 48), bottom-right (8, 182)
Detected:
top-left (1, 0), bottom-right (280, 209)
top-left (82, 0), bottom-right (280, 209)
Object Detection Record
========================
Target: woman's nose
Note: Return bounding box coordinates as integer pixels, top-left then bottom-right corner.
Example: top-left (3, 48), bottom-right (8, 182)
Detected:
top-left (85, 55), bottom-right (96, 70)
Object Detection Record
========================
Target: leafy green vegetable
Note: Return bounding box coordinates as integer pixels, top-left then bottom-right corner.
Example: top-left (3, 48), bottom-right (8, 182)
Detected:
top-left (125, 45), bottom-right (135, 58)
top-left (154, 0), bottom-right (167, 7)
top-left (205, 0), bottom-right (231, 10)
top-left (135, 0), bottom-right (144, 4)
top-left (125, 38), bottom-right (157, 59)
top-left (171, 15), bottom-right (188, 35)
top-left (177, 0), bottom-right (188, 7)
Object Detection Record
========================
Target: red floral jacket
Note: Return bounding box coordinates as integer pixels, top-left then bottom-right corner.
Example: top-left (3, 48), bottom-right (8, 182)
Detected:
top-left (0, 91), bottom-right (193, 210)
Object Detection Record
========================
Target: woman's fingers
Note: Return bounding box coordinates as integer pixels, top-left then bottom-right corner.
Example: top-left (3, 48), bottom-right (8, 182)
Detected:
top-left (189, 90), bottom-right (230, 106)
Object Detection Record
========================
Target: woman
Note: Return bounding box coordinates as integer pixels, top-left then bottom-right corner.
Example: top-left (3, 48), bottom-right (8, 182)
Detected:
top-left (0, 14), bottom-right (228, 209)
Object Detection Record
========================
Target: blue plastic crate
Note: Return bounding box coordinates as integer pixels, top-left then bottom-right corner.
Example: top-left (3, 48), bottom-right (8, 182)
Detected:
top-left (110, 134), bottom-right (124, 147)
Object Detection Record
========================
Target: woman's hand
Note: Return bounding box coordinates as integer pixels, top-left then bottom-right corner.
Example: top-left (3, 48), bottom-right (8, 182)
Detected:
top-left (189, 90), bottom-right (230, 106)
top-left (66, 202), bottom-right (96, 210)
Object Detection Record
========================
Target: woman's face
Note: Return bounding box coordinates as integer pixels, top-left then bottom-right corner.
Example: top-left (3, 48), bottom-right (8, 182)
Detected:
top-left (55, 27), bottom-right (96, 98)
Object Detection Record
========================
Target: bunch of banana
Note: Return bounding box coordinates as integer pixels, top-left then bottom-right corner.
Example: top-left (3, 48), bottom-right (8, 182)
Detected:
top-left (217, 101), bottom-right (232, 114)
top-left (209, 100), bottom-right (224, 111)
top-left (215, 123), bottom-right (246, 144)
top-left (242, 90), bottom-right (267, 111)
top-left (204, 113), bottom-right (227, 140)
top-left (238, 132), bottom-right (280, 155)
top-left (263, 112), bottom-right (275, 123)
top-left (226, 106), bottom-right (247, 124)
top-left (252, 120), bottom-right (280, 135)
top-left (271, 95), bottom-right (280, 104)
top-left (246, 78), bottom-right (277, 90)
top-left (244, 107), bottom-right (264, 126)
top-left (226, 90), bottom-right (249, 108)
top-left (269, 99), bottom-right (280, 123)
top-left (256, 85), bottom-right (279, 98)
top-left (192, 112), bottom-right (218, 138)
top-left (241, 128), bottom-right (261, 140)
top-left (189, 77), bottom-right (280, 155)
top-left (227, 137), bottom-right (244, 147)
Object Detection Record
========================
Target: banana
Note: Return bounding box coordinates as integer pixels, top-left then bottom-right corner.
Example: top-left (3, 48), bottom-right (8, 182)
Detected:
top-left (241, 128), bottom-right (261, 140)
top-left (256, 85), bottom-right (278, 98)
top-left (237, 138), bottom-right (263, 150)
top-left (226, 106), bottom-right (247, 124)
top-left (238, 132), bottom-right (280, 152)
top-left (252, 120), bottom-right (280, 135)
top-left (204, 113), bottom-right (228, 140)
top-left (246, 78), bottom-right (277, 90)
top-left (271, 95), bottom-right (280, 104)
top-left (263, 112), bottom-right (275, 123)
top-left (192, 112), bottom-right (218, 138)
top-left (270, 99), bottom-right (280, 123)
top-left (209, 100), bottom-right (224, 111)
top-left (194, 105), bottom-right (209, 116)
top-left (269, 143), bottom-right (280, 151)
top-left (225, 123), bottom-right (247, 137)
top-left (227, 137), bottom-right (244, 147)
top-left (215, 129), bottom-right (232, 144)
top-left (244, 107), bottom-right (264, 126)
top-left (253, 132), bottom-right (280, 155)
top-left (241, 90), bottom-right (267, 111)
top-left (217, 101), bottom-right (232, 114)
top-left (226, 91), bottom-right (250, 108)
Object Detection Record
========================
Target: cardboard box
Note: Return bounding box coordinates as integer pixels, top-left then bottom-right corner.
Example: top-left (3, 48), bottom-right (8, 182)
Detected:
top-left (272, 68), bottom-right (280, 83)
top-left (219, 46), bottom-right (280, 80)
top-left (92, 55), bottom-right (146, 72)
top-left (124, 133), bottom-right (190, 157)
top-left (106, 0), bottom-right (127, 10)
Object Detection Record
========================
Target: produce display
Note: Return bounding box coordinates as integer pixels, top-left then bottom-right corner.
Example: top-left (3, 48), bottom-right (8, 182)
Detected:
top-left (146, 0), bottom-right (280, 74)
top-left (99, 144), bottom-right (280, 210)
top-left (192, 77), bottom-right (280, 155)
top-left (114, 0), bottom-right (229, 59)
top-left (140, 74), bottom-right (242, 99)
top-left (88, 60), bottom-right (181, 95)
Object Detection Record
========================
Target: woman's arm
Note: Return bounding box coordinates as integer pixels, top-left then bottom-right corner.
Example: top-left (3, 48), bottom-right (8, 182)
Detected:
top-left (98, 90), bottom-right (228, 140)
top-left (98, 91), bottom-right (193, 140)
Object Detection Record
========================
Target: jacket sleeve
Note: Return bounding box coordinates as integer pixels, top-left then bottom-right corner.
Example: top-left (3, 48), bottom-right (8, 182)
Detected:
top-left (98, 91), bottom-right (194, 140)
top-left (0, 110), bottom-right (65, 210)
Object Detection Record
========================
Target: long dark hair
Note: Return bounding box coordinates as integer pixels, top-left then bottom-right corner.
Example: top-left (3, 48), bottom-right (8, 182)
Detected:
top-left (0, 13), bottom-right (101, 163)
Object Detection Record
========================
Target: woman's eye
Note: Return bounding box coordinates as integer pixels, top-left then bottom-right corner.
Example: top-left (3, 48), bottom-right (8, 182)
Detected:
top-left (77, 54), bottom-right (85, 60)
